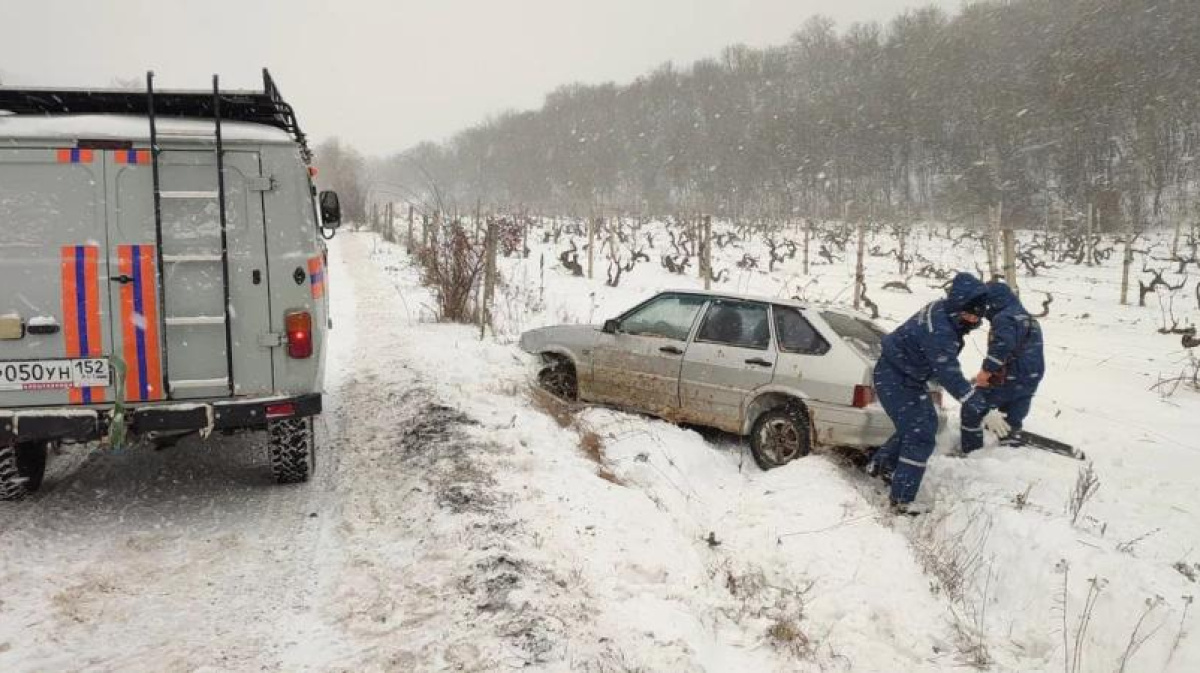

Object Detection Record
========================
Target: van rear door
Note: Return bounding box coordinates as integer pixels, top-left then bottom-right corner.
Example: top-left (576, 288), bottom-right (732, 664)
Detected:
top-left (106, 148), bottom-right (273, 401)
top-left (0, 148), bottom-right (114, 409)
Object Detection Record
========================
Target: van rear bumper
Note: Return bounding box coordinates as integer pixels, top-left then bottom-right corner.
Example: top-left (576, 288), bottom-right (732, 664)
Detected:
top-left (0, 393), bottom-right (322, 445)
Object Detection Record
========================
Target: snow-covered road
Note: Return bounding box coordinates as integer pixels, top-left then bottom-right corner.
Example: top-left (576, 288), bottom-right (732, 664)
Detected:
top-left (3, 229), bottom-right (1198, 672)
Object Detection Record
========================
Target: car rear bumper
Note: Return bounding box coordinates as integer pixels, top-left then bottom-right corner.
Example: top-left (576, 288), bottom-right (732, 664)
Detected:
top-left (808, 400), bottom-right (947, 449)
top-left (0, 393), bottom-right (322, 445)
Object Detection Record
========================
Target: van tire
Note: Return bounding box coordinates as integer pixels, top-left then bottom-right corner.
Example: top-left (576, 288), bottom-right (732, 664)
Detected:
top-left (268, 418), bottom-right (315, 484)
top-left (15, 441), bottom-right (49, 493)
top-left (749, 406), bottom-right (812, 470)
top-left (1, 444), bottom-right (35, 501)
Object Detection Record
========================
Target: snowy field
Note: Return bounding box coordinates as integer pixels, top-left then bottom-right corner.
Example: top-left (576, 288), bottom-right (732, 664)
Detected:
top-left (1, 222), bottom-right (1198, 672)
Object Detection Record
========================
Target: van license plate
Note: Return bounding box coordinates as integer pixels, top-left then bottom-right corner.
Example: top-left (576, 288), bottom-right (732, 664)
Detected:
top-left (0, 358), bottom-right (110, 391)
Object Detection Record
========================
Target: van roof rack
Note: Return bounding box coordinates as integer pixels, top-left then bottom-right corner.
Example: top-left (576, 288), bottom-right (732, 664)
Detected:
top-left (0, 68), bottom-right (310, 162)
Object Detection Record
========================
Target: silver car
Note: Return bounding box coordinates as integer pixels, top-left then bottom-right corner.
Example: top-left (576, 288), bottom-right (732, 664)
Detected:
top-left (519, 290), bottom-right (946, 469)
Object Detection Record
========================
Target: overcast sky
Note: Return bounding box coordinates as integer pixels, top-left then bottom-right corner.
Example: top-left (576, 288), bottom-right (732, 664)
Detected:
top-left (1, 0), bottom-right (961, 155)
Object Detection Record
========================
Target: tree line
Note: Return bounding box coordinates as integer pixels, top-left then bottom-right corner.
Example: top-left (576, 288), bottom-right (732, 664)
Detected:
top-left (366, 0), bottom-right (1200, 232)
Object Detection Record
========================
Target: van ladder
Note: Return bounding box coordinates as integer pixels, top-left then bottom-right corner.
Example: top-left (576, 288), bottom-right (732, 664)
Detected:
top-left (211, 75), bottom-right (236, 396)
top-left (145, 71), bottom-right (172, 399)
top-left (144, 72), bottom-right (238, 398)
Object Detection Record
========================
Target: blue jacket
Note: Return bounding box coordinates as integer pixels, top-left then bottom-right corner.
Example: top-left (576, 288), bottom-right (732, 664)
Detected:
top-left (982, 282), bottom-right (1045, 389)
top-left (880, 273), bottom-right (987, 401)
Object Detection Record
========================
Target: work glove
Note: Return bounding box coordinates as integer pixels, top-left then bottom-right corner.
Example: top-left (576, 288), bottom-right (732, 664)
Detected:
top-left (983, 409), bottom-right (1011, 437)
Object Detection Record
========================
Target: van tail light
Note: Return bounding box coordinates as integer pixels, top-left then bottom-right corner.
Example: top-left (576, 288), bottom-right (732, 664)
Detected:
top-left (285, 310), bottom-right (313, 359)
top-left (266, 402), bottom-right (296, 419)
top-left (852, 385), bottom-right (875, 408)
top-left (930, 390), bottom-right (944, 408)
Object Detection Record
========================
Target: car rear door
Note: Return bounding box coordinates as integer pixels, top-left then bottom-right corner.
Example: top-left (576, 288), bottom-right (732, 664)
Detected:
top-left (678, 299), bottom-right (775, 433)
top-left (589, 293), bottom-right (707, 415)
top-left (105, 147), bottom-right (273, 402)
top-left (771, 306), bottom-right (860, 403)
top-left (0, 147), bottom-right (114, 409)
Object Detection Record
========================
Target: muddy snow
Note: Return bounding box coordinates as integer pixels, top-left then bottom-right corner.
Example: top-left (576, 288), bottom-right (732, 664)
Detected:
top-left (2, 228), bottom-right (1198, 672)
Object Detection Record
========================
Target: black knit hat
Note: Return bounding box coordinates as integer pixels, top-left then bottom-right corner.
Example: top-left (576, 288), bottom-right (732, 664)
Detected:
top-left (961, 294), bottom-right (988, 317)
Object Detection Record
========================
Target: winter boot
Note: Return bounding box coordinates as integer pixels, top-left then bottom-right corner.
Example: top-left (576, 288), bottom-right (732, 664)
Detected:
top-left (889, 498), bottom-right (931, 516)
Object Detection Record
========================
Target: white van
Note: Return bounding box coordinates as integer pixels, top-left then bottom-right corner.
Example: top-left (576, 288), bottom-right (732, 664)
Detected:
top-left (0, 70), bottom-right (340, 499)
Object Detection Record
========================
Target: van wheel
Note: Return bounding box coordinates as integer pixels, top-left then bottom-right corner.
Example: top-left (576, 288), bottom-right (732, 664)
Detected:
top-left (750, 407), bottom-right (812, 470)
top-left (1, 441), bottom-right (49, 501)
top-left (268, 418), bottom-right (315, 484)
top-left (537, 356), bottom-right (578, 401)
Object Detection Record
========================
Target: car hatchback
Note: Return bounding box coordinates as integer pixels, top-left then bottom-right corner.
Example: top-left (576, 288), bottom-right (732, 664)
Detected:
top-left (519, 290), bottom-right (946, 469)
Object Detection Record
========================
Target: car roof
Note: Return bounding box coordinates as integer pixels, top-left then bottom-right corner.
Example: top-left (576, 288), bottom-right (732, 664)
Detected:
top-left (659, 288), bottom-right (875, 321)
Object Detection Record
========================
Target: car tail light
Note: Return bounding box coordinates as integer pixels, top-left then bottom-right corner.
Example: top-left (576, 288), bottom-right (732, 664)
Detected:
top-left (285, 310), bottom-right (313, 359)
top-left (930, 390), bottom-right (944, 408)
top-left (852, 385), bottom-right (875, 408)
top-left (266, 402), bottom-right (296, 419)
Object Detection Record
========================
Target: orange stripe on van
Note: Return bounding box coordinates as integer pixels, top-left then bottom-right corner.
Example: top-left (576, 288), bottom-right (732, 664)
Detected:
top-left (60, 247), bottom-right (82, 404)
top-left (59, 245), bottom-right (104, 403)
top-left (138, 248), bottom-right (163, 401)
top-left (116, 245), bottom-right (163, 402)
top-left (82, 246), bottom-right (105, 403)
top-left (118, 246), bottom-right (139, 402)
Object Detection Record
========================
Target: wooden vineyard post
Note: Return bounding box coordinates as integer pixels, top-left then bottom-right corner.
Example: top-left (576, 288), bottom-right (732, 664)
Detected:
top-left (480, 217), bottom-right (497, 339)
top-left (802, 218), bottom-right (810, 276)
top-left (702, 214), bottom-right (712, 290)
top-left (587, 216), bottom-right (596, 279)
top-left (985, 205), bottom-right (1000, 281)
top-left (386, 202), bottom-right (395, 243)
top-left (608, 218), bottom-right (618, 281)
top-left (522, 212), bottom-right (529, 258)
top-left (474, 199), bottom-right (482, 244)
top-left (853, 218), bottom-right (866, 311)
top-left (1086, 203), bottom-right (1095, 267)
top-left (407, 204), bottom-right (414, 250)
top-left (1120, 223), bottom-right (1134, 305)
top-left (1002, 226), bottom-right (1018, 295)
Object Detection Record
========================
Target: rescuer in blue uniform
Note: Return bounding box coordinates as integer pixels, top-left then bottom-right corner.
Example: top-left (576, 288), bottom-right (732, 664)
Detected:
top-left (961, 281), bottom-right (1045, 452)
top-left (868, 272), bottom-right (990, 512)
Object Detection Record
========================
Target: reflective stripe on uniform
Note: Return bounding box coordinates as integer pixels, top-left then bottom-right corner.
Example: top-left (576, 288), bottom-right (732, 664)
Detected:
top-left (960, 389), bottom-right (976, 404)
top-left (963, 425), bottom-right (983, 433)
top-left (987, 355), bottom-right (1004, 365)
top-left (899, 457), bottom-right (927, 468)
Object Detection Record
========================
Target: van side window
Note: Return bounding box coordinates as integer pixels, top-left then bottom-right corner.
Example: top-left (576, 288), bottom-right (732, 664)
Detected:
top-left (774, 306), bottom-right (830, 355)
top-left (620, 294), bottom-right (708, 341)
top-left (696, 300), bottom-right (770, 350)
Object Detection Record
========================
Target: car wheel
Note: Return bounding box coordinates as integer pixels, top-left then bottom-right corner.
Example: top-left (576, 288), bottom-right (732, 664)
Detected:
top-left (537, 356), bottom-right (578, 401)
top-left (267, 417), bottom-right (315, 484)
top-left (750, 406), bottom-right (812, 470)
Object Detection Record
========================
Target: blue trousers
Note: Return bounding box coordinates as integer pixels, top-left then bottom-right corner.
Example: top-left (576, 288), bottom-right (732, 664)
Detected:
top-left (872, 359), bottom-right (939, 504)
top-left (961, 385), bottom-right (1036, 452)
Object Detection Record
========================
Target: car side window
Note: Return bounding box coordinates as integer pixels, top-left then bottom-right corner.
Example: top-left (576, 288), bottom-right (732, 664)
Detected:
top-left (774, 306), bottom-right (831, 355)
top-left (695, 300), bottom-right (770, 350)
top-left (620, 294), bottom-right (708, 341)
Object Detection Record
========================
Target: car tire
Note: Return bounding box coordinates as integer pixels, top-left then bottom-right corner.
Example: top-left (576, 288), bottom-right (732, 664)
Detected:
top-left (749, 406), bottom-right (812, 470)
top-left (267, 417), bottom-right (315, 484)
top-left (1, 441), bottom-right (48, 501)
top-left (537, 356), bottom-right (578, 401)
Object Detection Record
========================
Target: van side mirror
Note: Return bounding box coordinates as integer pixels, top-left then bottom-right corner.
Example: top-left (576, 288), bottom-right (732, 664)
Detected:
top-left (319, 190), bottom-right (342, 228)
top-left (602, 319), bottom-right (620, 334)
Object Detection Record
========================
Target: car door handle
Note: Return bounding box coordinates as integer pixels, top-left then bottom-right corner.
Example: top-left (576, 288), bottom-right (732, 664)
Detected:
top-left (659, 345), bottom-right (684, 355)
top-left (745, 357), bottom-right (774, 367)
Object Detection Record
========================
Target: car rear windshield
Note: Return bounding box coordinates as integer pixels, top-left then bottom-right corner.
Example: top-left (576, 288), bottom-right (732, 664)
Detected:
top-left (820, 311), bottom-right (886, 359)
